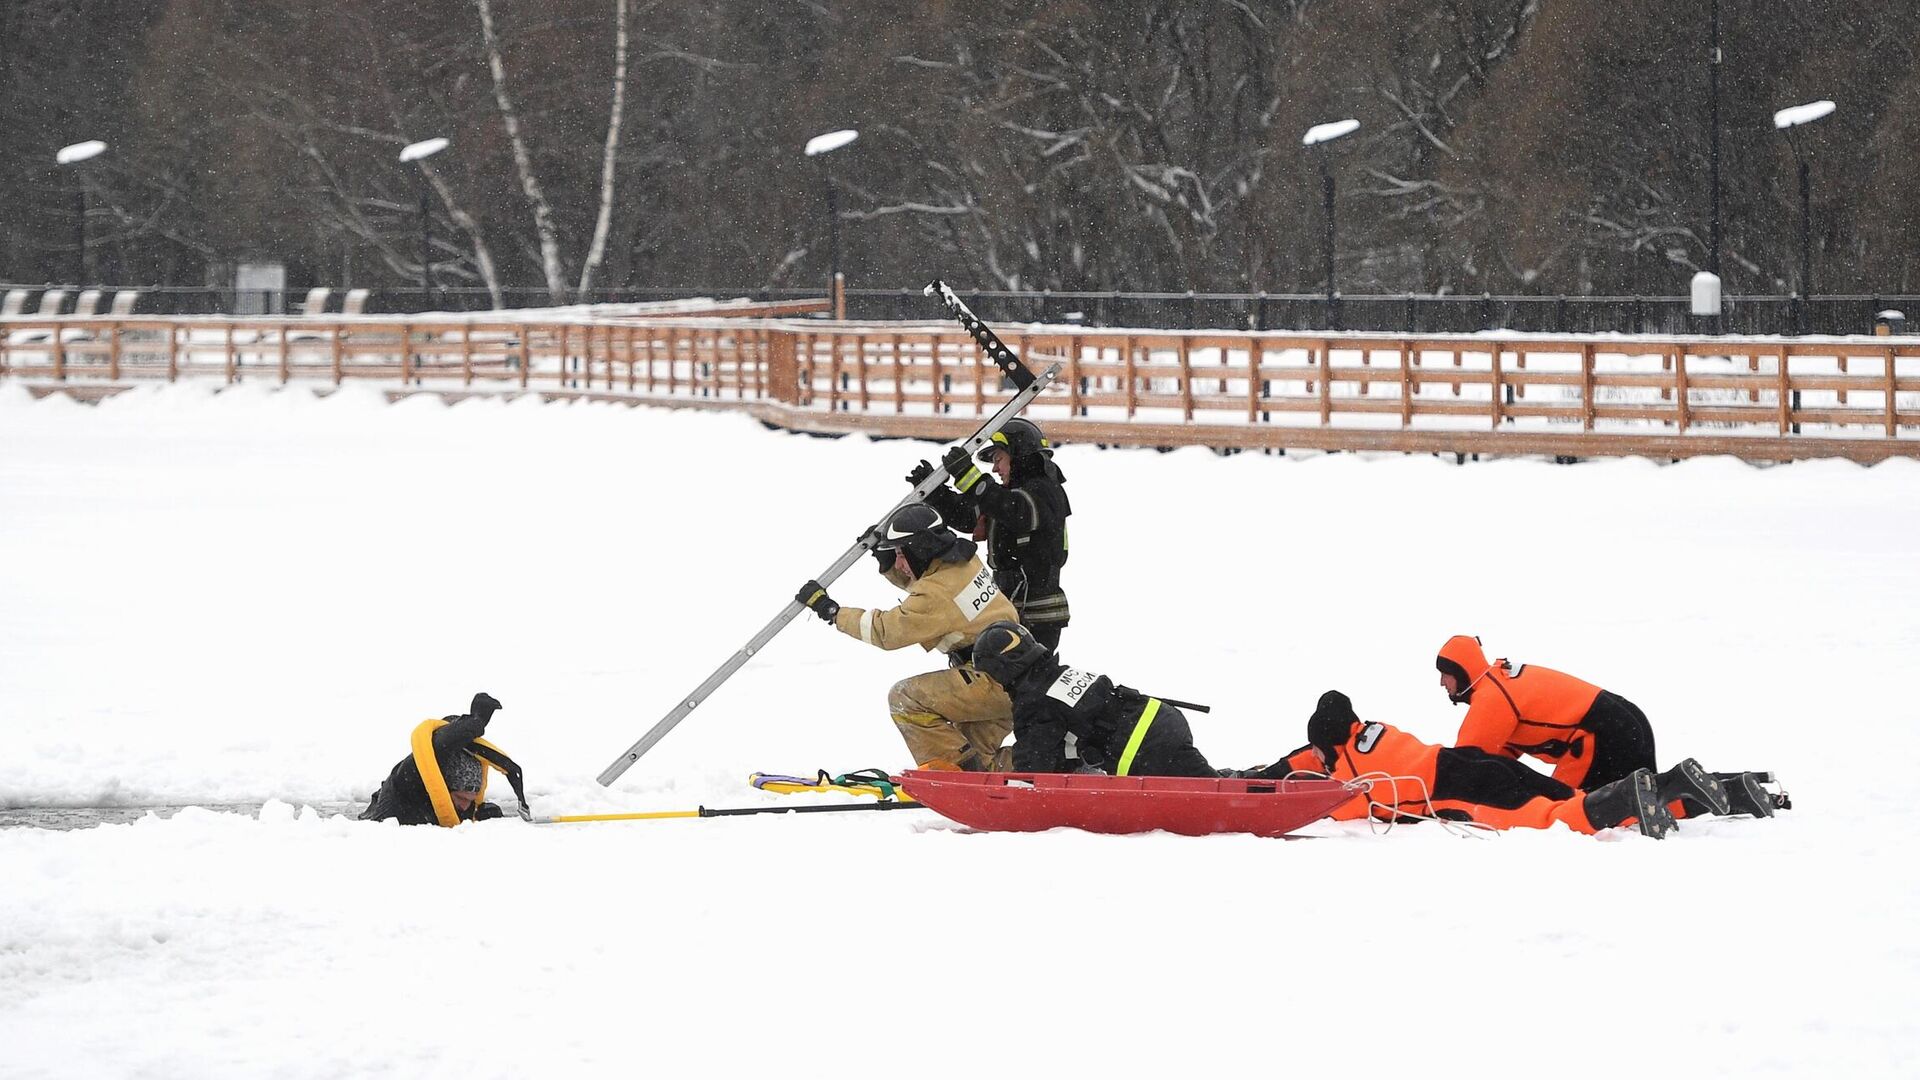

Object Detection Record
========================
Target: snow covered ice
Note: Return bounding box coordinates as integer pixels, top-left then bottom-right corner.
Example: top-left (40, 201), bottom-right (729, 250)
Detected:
top-left (2, 380), bottom-right (1916, 1078)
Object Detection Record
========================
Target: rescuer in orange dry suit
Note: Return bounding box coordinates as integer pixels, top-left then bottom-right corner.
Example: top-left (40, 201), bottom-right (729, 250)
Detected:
top-left (1434, 635), bottom-right (1784, 819)
top-left (1247, 690), bottom-right (1678, 837)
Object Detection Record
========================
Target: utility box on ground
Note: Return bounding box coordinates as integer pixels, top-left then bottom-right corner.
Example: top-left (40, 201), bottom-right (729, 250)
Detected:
top-left (233, 262), bottom-right (287, 315)
top-left (1690, 271), bottom-right (1722, 317)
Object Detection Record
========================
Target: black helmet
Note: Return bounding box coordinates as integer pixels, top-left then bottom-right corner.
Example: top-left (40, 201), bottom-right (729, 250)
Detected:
top-left (871, 502), bottom-right (963, 577)
top-left (978, 418), bottom-right (1049, 464)
top-left (970, 620), bottom-right (1052, 687)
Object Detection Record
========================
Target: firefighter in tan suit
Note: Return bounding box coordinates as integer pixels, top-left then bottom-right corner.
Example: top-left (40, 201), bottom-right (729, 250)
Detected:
top-left (796, 503), bottom-right (1020, 771)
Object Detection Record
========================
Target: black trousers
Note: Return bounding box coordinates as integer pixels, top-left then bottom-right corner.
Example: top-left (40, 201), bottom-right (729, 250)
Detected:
top-left (1577, 691), bottom-right (1658, 791)
top-left (1433, 747), bottom-right (1576, 808)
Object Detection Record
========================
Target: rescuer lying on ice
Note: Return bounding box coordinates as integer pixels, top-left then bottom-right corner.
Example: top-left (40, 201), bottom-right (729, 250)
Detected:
top-left (1435, 635), bottom-right (1786, 818)
top-left (359, 692), bottom-right (530, 826)
top-left (967, 622), bottom-right (1715, 839)
top-left (795, 503), bottom-right (1022, 772)
top-left (968, 620), bottom-right (1218, 777)
top-left (1250, 690), bottom-right (1684, 838)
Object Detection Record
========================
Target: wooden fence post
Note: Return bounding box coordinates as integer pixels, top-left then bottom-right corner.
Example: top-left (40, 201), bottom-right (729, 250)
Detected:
top-left (972, 335), bottom-right (987, 416)
top-left (1248, 343), bottom-right (1263, 423)
top-left (1489, 346), bottom-right (1504, 429)
top-left (1777, 345), bottom-right (1792, 434)
top-left (1885, 347), bottom-right (1898, 437)
top-left (856, 331), bottom-right (869, 411)
top-left (1581, 343), bottom-right (1596, 431)
top-left (1179, 335), bottom-right (1194, 421)
top-left (921, 334), bottom-right (936, 413)
top-left (1673, 345), bottom-right (1691, 433)
top-left (1399, 341), bottom-right (1414, 428)
top-left (892, 333), bottom-right (905, 414)
top-left (1317, 341), bottom-right (1331, 426)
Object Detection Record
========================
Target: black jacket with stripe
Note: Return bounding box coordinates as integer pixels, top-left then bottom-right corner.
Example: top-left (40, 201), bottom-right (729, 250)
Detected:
top-left (927, 458), bottom-right (1071, 628)
top-left (1001, 659), bottom-right (1214, 777)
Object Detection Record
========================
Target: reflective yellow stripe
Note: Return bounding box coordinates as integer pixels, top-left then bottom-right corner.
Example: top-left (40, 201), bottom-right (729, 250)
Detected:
top-left (1115, 698), bottom-right (1161, 777)
top-left (953, 466), bottom-right (982, 492)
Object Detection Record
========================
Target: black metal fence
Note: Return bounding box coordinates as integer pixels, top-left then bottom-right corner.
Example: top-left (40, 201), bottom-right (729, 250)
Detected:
top-left (3, 282), bottom-right (1913, 336)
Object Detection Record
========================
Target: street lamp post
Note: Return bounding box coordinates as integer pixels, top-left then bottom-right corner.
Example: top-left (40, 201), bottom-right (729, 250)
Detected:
top-left (1303, 119), bottom-right (1359, 331)
top-left (55, 140), bottom-right (108, 285)
top-left (1708, 0), bottom-right (1722, 278)
top-left (399, 137), bottom-right (450, 309)
top-left (804, 129), bottom-right (859, 320)
top-left (1692, 0), bottom-right (1725, 333)
top-left (1773, 100), bottom-right (1834, 337)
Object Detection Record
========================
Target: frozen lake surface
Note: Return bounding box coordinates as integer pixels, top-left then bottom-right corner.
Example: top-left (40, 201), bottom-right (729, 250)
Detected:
top-left (2, 381), bottom-right (1915, 1079)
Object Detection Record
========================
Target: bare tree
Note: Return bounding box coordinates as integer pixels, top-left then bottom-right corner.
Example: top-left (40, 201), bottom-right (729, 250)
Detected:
top-left (577, 0), bottom-right (635, 296)
top-left (474, 0), bottom-right (568, 302)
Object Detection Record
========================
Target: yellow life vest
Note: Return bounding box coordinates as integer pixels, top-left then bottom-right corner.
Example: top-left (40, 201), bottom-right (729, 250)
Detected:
top-left (409, 718), bottom-right (529, 827)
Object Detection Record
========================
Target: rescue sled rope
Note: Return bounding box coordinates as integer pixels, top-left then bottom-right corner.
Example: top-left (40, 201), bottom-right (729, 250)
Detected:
top-left (1348, 771), bottom-right (1498, 839)
top-left (1280, 767), bottom-right (1497, 840)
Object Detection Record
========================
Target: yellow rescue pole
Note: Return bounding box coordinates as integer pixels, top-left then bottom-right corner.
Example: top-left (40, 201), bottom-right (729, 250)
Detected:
top-left (534, 809), bottom-right (701, 824)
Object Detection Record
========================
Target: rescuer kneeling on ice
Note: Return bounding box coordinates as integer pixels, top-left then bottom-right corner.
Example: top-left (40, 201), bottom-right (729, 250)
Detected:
top-left (795, 503), bottom-right (1020, 772)
top-left (359, 692), bottom-right (529, 826)
top-left (1435, 634), bottom-right (1785, 819)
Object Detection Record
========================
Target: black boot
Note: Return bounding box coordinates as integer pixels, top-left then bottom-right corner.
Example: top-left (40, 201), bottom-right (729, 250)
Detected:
top-left (1711, 771), bottom-right (1777, 818)
top-left (1583, 768), bottom-right (1674, 839)
top-left (1657, 758), bottom-right (1730, 817)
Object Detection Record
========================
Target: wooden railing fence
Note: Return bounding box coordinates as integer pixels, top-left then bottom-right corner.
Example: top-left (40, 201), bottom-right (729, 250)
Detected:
top-left (4, 314), bottom-right (1918, 462)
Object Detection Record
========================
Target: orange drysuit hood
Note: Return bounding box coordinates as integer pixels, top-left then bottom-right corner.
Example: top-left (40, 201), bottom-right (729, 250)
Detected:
top-left (1437, 635), bottom-right (1491, 704)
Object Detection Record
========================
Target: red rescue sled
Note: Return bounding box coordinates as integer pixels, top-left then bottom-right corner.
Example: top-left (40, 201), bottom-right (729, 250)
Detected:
top-left (897, 770), bottom-right (1361, 839)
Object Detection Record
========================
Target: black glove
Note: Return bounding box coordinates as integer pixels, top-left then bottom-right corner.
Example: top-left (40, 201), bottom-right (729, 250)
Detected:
top-left (905, 459), bottom-right (935, 486)
top-left (474, 802), bottom-right (505, 821)
top-left (942, 445), bottom-right (983, 492)
top-left (471, 692), bottom-right (502, 723)
top-left (795, 580), bottom-right (840, 622)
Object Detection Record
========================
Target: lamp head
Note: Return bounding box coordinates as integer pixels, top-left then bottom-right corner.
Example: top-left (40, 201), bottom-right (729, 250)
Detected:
top-left (1773, 100), bottom-right (1835, 130)
top-left (56, 140), bottom-right (107, 166)
top-left (1302, 119), bottom-right (1360, 147)
top-left (400, 137), bottom-right (451, 163)
top-left (804, 129), bottom-right (860, 157)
